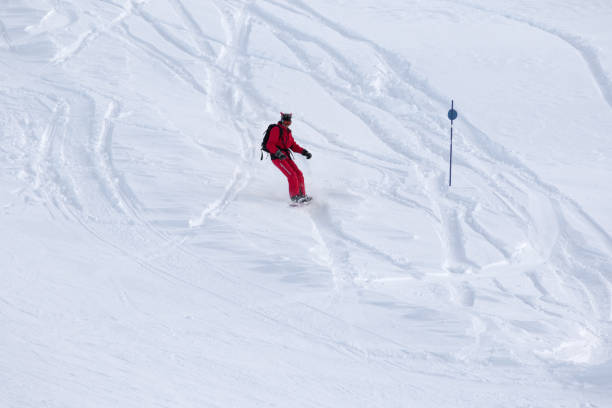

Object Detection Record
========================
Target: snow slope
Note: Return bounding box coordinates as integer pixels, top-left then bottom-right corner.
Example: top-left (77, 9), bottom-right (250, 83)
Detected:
top-left (1, 0), bottom-right (612, 406)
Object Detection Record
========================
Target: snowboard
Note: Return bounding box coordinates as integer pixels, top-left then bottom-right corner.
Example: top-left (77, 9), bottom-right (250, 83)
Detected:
top-left (289, 196), bottom-right (313, 207)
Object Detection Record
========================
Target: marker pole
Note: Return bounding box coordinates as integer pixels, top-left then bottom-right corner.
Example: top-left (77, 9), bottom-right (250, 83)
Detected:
top-left (447, 100), bottom-right (458, 187)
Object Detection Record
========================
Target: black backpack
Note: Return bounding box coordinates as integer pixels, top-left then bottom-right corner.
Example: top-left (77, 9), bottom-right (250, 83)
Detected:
top-left (260, 123), bottom-right (280, 159)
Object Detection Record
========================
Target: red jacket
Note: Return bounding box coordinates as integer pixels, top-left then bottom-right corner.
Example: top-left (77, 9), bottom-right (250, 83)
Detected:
top-left (266, 122), bottom-right (305, 158)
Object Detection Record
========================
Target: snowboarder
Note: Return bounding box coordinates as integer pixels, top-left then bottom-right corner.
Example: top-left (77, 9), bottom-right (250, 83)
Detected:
top-left (266, 112), bottom-right (312, 204)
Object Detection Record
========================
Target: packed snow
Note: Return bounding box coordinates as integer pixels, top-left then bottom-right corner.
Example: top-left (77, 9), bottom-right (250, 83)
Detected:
top-left (1, 0), bottom-right (612, 407)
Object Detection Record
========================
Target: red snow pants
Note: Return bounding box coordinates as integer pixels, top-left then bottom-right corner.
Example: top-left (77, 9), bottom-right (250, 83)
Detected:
top-left (272, 158), bottom-right (306, 197)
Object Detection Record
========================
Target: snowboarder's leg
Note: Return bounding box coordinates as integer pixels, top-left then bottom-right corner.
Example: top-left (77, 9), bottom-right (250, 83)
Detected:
top-left (286, 159), bottom-right (305, 196)
top-left (272, 158), bottom-right (300, 197)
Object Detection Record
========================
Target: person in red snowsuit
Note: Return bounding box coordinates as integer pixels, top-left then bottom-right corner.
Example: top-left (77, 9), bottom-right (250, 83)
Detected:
top-left (267, 112), bottom-right (312, 203)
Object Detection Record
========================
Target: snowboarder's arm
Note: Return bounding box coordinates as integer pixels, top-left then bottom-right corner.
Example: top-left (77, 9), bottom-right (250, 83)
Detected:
top-left (289, 140), bottom-right (305, 154)
top-left (291, 142), bottom-right (311, 158)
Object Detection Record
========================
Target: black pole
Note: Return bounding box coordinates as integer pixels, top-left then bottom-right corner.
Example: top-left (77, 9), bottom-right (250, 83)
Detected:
top-left (449, 116), bottom-right (453, 186)
top-left (447, 100), bottom-right (457, 187)
top-left (448, 100), bottom-right (455, 187)
top-left (448, 100), bottom-right (457, 187)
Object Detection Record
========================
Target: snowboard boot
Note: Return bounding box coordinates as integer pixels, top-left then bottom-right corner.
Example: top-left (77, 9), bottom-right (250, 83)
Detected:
top-left (293, 194), bottom-right (312, 204)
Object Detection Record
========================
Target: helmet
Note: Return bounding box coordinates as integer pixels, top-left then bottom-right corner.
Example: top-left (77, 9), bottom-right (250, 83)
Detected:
top-left (280, 112), bottom-right (292, 122)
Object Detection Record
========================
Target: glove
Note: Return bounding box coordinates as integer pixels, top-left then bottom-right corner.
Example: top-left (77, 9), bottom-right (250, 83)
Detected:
top-left (273, 150), bottom-right (287, 160)
top-left (302, 149), bottom-right (312, 159)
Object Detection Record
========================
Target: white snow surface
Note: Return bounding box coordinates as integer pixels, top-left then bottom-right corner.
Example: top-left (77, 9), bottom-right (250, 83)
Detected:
top-left (2, 0), bottom-right (612, 406)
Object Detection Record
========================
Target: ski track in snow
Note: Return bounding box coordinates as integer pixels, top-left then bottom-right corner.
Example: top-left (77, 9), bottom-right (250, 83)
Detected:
top-left (189, 0), bottom-right (255, 227)
top-left (452, 0), bottom-right (612, 113)
top-left (117, 22), bottom-right (208, 96)
top-left (2, 0), bottom-right (612, 406)
top-left (51, 0), bottom-right (134, 64)
top-left (167, 0), bottom-right (217, 58)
